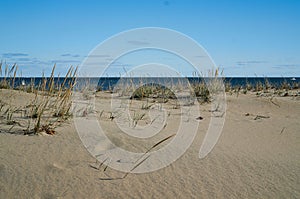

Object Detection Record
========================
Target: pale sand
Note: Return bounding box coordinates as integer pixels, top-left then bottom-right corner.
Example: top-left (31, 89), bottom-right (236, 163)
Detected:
top-left (0, 90), bottom-right (299, 198)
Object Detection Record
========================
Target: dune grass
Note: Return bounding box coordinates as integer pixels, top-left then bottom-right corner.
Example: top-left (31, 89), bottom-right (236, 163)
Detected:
top-left (0, 62), bottom-right (298, 135)
top-left (0, 63), bottom-right (77, 135)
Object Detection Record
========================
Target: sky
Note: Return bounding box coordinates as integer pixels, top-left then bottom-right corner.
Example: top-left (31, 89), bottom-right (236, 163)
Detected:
top-left (0, 0), bottom-right (299, 77)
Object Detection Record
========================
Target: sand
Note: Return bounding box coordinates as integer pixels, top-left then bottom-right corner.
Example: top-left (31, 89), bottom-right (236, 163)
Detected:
top-left (0, 89), bottom-right (299, 198)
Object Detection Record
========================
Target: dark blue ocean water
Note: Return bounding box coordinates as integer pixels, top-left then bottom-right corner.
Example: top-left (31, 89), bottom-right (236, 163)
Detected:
top-left (1, 77), bottom-right (299, 90)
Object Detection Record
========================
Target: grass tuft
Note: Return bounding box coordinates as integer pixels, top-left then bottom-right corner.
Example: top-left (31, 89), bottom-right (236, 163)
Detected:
top-left (0, 63), bottom-right (77, 135)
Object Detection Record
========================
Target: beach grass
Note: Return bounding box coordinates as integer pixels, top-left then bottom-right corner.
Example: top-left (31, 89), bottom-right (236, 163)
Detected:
top-left (0, 63), bottom-right (299, 135)
top-left (0, 63), bottom-right (77, 135)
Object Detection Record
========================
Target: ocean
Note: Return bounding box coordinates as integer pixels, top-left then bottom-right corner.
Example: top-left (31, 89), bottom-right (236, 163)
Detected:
top-left (1, 77), bottom-right (299, 90)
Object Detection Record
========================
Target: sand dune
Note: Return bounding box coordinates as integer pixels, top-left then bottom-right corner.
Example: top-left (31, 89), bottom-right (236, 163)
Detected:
top-left (0, 91), bottom-right (299, 198)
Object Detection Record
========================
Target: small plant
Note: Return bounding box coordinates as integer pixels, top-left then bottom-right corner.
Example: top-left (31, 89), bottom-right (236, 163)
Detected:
top-left (0, 64), bottom-right (77, 135)
top-left (132, 111), bottom-right (146, 127)
top-left (245, 81), bottom-right (253, 91)
top-left (193, 82), bottom-right (210, 103)
top-left (173, 100), bottom-right (180, 109)
top-left (255, 81), bottom-right (263, 92)
top-left (141, 99), bottom-right (153, 110)
top-left (225, 82), bottom-right (232, 92)
top-left (0, 100), bottom-right (6, 112)
top-left (0, 63), bottom-right (18, 89)
top-left (129, 83), bottom-right (176, 101)
top-left (192, 68), bottom-right (225, 103)
top-left (108, 111), bottom-right (121, 121)
top-left (292, 82), bottom-right (298, 89)
top-left (264, 78), bottom-right (272, 90)
top-left (6, 109), bottom-right (16, 125)
top-left (280, 80), bottom-right (290, 90)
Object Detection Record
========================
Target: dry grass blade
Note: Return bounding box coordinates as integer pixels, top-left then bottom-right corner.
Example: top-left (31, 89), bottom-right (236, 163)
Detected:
top-left (89, 157), bottom-right (109, 170)
top-left (280, 127), bottom-right (286, 134)
top-left (122, 155), bottom-right (151, 179)
top-left (8, 63), bottom-right (16, 75)
top-left (5, 64), bottom-right (8, 77)
top-left (98, 134), bottom-right (175, 180)
top-left (103, 158), bottom-right (111, 171)
top-left (270, 96), bottom-right (280, 108)
top-left (48, 64), bottom-right (56, 93)
top-left (254, 115), bottom-right (270, 120)
top-left (148, 133), bottom-right (175, 150)
top-left (11, 65), bottom-right (18, 89)
top-left (0, 62), bottom-right (2, 76)
top-left (0, 64), bottom-right (77, 134)
top-left (134, 133), bottom-right (175, 164)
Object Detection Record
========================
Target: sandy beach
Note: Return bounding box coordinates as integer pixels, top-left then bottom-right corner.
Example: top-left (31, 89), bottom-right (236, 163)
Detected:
top-left (1, 0), bottom-right (300, 198)
top-left (0, 89), bottom-right (299, 199)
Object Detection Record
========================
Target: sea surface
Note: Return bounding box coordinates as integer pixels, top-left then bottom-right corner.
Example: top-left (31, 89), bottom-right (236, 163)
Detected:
top-left (1, 77), bottom-right (299, 90)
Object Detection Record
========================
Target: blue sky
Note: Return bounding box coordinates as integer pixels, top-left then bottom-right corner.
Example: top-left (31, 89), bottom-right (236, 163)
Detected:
top-left (0, 0), bottom-right (299, 77)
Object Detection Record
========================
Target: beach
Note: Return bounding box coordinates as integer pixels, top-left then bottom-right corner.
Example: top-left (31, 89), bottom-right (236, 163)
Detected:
top-left (1, 0), bottom-right (300, 198)
top-left (0, 89), bottom-right (299, 198)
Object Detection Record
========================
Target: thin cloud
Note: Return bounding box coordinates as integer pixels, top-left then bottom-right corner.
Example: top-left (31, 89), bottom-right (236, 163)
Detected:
top-left (84, 61), bottom-right (127, 66)
top-left (51, 59), bottom-right (81, 64)
top-left (14, 58), bottom-right (31, 62)
top-left (32, 60), bottom-right (51, 65)
top-left (275, 64), bottom-right (300, 67)
top-left (61, 53), bottom-right (80, 58)
top-left (84, 61), bottom-right (110, 65)
top-left (110, 61), bottom-right (130, 67)
top-left (3, 57), bottom-right (50, 65)
top-left (236, 60), bottom-right (267, 65)
top-left (2, 53), bottom-right (29, 58)
top-left (85, 54), bottom-right (111, 58)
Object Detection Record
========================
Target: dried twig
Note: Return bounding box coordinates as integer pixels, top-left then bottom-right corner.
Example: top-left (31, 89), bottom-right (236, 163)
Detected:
top-left (254, 115), bottom-right (270, 120)
top-left (98, 134), bottom-right (175, 180)
top-left (280, 127), bottom-right (286, 134)
top-left (270, 96), bottom-right (280, 108)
